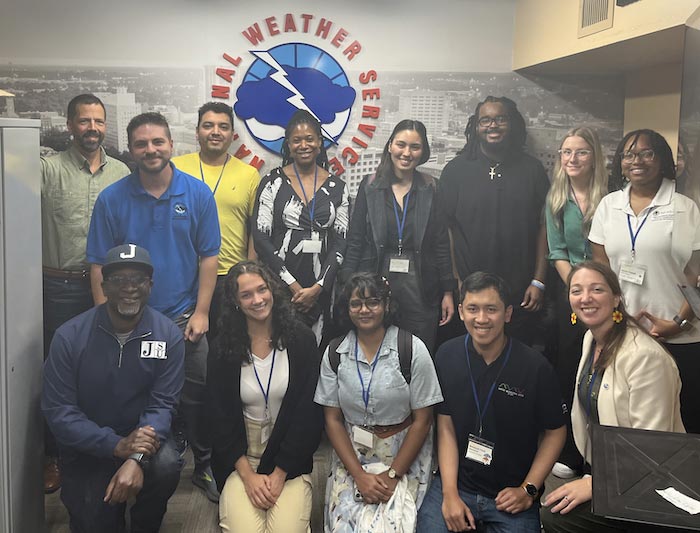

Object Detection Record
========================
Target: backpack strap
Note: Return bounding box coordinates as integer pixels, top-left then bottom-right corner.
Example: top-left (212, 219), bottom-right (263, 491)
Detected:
top-left (397, 328), bottom-right (413, 385)
top-left (328, 335), bottom-right (345, 374)
top-left (329, 329), bottom-right (412, 385)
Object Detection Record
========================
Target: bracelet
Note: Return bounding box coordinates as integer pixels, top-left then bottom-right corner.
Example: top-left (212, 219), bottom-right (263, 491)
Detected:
top-left (530, 279), bottom-right (546, 291)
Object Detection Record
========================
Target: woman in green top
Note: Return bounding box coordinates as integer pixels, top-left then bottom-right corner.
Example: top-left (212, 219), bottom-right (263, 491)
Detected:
top-left (544, 126), bottom-right (608, 479)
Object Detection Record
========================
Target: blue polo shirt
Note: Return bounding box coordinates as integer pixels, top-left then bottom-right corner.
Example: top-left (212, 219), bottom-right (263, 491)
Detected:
top-left (87, 164), bottom-right (220, 319)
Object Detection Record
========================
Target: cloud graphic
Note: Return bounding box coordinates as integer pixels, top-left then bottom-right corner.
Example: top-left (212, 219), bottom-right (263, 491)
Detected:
top-left (235, 66), bottom-right (356, 129)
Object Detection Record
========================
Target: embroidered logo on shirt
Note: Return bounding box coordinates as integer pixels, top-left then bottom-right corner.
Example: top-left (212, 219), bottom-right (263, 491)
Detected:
top-left (173, 203), bottom-right (188, 218)
top-left (498, 383), bottom-right (525, 398)
top-left (140, 341), bottom-right (167, 359)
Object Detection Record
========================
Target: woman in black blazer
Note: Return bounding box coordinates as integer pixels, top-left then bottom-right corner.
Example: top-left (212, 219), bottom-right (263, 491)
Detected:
top-left (206, 260), bottom-right (322, 533)
top-left (340, 120), bottom-right (456, 352)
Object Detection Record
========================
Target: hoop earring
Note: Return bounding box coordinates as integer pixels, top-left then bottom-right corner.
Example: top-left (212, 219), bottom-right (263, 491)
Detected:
top-left (570, 312), bottom-right (577, 325)
top-left (612, 308), bottom-right (623, 324)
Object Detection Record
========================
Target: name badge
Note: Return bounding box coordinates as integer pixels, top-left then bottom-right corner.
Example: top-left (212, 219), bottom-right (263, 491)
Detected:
top-left (352, 425), bottom-right (374, 449)
top-left (619, 262), bottom-right (646, 285)
top-left (302, 239), bottom-right (322, 254)
top-left (389, 258), bottom-right (410, 273)
top-left (140, 341), bottom-right (167, 359)
top-left (465, 433), bottom-right (494, 466)
top-left (261, 420), bottom-right (271, 444)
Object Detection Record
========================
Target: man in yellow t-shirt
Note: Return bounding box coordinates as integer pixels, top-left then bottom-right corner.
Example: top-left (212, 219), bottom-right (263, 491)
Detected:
top-left (173, 102), bottom-right (260, 340)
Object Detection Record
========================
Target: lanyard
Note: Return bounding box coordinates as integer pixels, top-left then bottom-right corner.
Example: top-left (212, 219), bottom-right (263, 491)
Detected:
top-left (252, 348), bottom-right (277, 415)
top-left (292, 162), bottom-right (318, 227)
top-left (354, 334), bottom-right (386, 422)
top-left (391, 190), bottom-right (412, 256)
top-left (626, 211), bottom-right (651, 259)
top-left (198, 154), bottom-right (230, 196)
top-left (464, 334), bottom-right (512, 437)
top-left (581, 345), bottom-right (599, 418)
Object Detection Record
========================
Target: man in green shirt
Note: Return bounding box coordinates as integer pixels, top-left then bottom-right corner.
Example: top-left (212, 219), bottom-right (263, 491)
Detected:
top-left (40, 93), bottom-right (129, 493)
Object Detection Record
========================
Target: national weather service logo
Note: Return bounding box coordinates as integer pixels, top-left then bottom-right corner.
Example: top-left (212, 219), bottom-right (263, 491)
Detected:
top-left (234, 43), bottom-right (356, 154)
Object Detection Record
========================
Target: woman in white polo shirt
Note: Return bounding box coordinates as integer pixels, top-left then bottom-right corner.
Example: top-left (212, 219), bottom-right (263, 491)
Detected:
top-left (589, 129), bottom-right (700, 434)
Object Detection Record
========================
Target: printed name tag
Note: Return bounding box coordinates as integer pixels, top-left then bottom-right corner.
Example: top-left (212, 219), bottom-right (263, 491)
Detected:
top-left (619, 262), bottom-right (646, 285)
top-left (389, 258), bottom-right (410, 273)
top-left (261, 420), bottom-right (271, 444)
top-left (302, 239), bottom-right (322, 254)
top-left (140, 341), bottom-right (167, 359)
top-left (651, 209), bottom-right (674, 222)
top-left (352, 425), bottom-right (374, 449)
top-left (466, 434), bottom-right (494, 466)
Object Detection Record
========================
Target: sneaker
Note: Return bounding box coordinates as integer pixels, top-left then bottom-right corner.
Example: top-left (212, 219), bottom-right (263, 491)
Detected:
top-left (192, 466), bottom-right (220, 503)
top-left (551, 462), bottom-right (578, 479)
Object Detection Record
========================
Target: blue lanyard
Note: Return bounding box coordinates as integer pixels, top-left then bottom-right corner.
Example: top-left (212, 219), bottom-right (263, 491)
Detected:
top-left (626, 211), bottom-right (651, 259)
top-left (252, 348), bottom-right (277, 412)
top-left (292, 162), bottom-right (318, 227)
top-left (198, 154), bottom-right (229, 196)
top-left (464, 334), bottom-right (512, 437)
top-left (354, 334), bottom-right (385, 416)
top-left (391, 190), bottom-right (412, 255)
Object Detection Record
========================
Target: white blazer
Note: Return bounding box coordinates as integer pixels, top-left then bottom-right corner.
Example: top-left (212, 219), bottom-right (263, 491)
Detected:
top-left (572, 327), bottom-right (685, 463)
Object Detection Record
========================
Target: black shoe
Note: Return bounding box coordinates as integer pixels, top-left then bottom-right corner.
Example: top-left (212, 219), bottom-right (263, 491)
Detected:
top-left (192, 466), bottom-right (220, 503)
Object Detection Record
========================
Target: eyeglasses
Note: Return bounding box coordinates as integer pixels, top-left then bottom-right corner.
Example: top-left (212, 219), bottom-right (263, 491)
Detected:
top-left (349, 297), bottom-right (383, 312)
top-left (559, 149), bottom-right (592, 159)
top-left (622, 149), bottom-right (655, 163)
top-left (478, 115), bottom-right (509, 128)
top-left (106, 275), bottom-right (150, 287)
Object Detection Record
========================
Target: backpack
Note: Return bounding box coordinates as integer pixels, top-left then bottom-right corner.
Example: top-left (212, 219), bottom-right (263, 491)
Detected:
top-left (327, 328), bottom-right (413, 384)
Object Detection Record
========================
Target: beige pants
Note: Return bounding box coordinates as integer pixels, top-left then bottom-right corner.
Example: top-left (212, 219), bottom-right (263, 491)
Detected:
top-left (219, 418), bottom-right (312, 533)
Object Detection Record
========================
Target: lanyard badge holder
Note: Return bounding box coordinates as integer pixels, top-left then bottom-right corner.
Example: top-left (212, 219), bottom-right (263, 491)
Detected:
top-left (253, 348), bottom-right (277, 444)
top-left (464, 335), bottom-right (512, 467)
top-left (351, 335), bottom-right (385, 451)
top-left (389, 191), bottom-right (411, 273)
top-left (619, 213), bottom-right (649, 285)
top-left (294, 162), bottom-right (323, 254)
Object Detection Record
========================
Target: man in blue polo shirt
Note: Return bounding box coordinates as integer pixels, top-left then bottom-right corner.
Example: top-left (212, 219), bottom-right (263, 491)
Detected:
top-left (87, 112), bottom-right (221, 502)
top-left (417, 272), bottom-right (565, 532)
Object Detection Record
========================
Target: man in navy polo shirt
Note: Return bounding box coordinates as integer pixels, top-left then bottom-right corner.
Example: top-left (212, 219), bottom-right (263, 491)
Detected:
top-left (87, 112), bottom-right (221, 502)
top-left (417, 272), bottom-right (565, 533)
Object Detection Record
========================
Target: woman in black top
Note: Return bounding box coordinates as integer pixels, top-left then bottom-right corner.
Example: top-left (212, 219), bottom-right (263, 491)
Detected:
top-left (207, 261), bottom-right (322, 533)
top-left (252, 110), bottom-right (349, 345)
top-left (341, 119), bottom-right (456, 352)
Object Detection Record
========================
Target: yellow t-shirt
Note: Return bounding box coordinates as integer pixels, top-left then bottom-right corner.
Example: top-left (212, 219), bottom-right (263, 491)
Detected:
top-left (172, 152), bottom-right (261, 275)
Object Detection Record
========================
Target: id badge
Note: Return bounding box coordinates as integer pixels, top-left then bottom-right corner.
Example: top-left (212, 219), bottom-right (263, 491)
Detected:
top-left (302, 232), bottom-right (322, 254)
top-left (465, 433), bottom-right (494, 466)
top-left (261, 411), bottom-right (271, 444)
top-left (352, 425), bottom-right (374, 449)
top-left (389, 255), bottom-right (410, 273)
top-left (619, 262), bottom-right (646, 285)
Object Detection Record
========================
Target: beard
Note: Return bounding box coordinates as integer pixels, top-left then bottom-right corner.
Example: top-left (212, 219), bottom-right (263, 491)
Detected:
top-left (137, 156), bottom-right (170, 175)
top-left (75, 131), bottom-right (104, 153)
top-left (117, 301), bottom-right (142, 318)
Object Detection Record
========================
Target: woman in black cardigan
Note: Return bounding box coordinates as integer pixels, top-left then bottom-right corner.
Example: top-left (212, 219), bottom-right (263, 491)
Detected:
top-left (340, 120), bottom-right (456, 352)
top-left (206, 261), bottom-right (322, 533)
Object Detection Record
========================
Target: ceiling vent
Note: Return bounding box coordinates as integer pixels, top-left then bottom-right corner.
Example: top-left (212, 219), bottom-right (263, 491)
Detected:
top-left (578, 0), bottom-right (615, 38)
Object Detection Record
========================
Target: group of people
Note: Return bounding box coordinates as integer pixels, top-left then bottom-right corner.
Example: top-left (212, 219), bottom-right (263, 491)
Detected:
top-left (39, 91), bottom-right (696, 533)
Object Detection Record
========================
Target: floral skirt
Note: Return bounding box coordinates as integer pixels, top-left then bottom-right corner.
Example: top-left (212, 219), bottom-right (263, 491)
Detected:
top-left (324, 422), bottom-right (434, 533)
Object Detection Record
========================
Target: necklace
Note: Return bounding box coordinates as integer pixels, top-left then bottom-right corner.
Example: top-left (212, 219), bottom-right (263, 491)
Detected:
top-left (488, 162), bottom-right (502, 180)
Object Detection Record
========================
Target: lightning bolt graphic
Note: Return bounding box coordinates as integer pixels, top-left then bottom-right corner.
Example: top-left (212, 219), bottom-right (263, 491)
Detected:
top-left (251, 50), bottom-right (336, 144)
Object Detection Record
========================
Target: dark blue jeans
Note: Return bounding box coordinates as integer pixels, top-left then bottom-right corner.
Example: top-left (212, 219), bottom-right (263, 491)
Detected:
top-left (43, 274), bottom-right (93, 456)
top-left (417, 475), bottom-right (541, 533)
top-left (60, 437), bottom-right (183, 533)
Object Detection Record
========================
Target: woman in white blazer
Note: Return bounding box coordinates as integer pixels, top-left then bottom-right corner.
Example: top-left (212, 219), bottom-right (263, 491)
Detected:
top-left (542, 261), bottom-right (684, 533)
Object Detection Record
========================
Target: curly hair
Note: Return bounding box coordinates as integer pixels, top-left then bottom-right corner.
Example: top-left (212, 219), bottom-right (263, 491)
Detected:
top-left (336, 272), bottom-right (398, 333)
top-left (609, 129), bottom-right (675, 191)
top-left (215, 261), bottom-right (300, 366)
top-left (280, 109), bottom-right (330, 170)
top-left (458, 96), bottom-right (527, 159)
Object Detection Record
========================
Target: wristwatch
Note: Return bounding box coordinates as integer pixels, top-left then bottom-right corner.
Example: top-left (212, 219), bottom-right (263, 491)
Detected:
top-left (387, 468), bottom-right (401, 480)
top-left (523, 483), bottom-right (538, 498)
top-left (673, 315), bottom-right (692, 331)
top-left (128, 452), bottom-right (147, 469)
